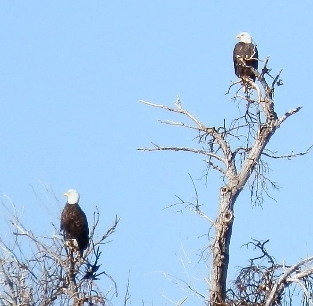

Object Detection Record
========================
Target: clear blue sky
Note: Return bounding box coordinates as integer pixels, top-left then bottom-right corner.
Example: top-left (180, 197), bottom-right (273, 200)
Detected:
top-left (0, 1), bottom-right (312, 305)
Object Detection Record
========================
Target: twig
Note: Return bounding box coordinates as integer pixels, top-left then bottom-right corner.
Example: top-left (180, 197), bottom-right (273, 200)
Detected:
top-left (262, 145), bottom-right (312, 159)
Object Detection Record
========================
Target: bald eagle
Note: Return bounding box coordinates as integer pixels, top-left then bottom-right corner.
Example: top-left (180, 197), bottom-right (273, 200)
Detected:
top-left (233, 32), bottom-right (258, 82)
top-left (61, 189), bottom-right (89, 255)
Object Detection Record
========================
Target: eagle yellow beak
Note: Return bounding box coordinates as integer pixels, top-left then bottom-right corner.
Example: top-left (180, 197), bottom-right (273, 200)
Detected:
top-left (63, 192), bottom-right (68, 197)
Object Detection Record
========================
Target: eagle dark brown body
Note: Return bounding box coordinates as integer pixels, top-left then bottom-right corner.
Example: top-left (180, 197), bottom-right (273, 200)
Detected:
top-left (61, 189), bottom-right (89, 255)
top-left (233, 33), bottom-right (258, 82)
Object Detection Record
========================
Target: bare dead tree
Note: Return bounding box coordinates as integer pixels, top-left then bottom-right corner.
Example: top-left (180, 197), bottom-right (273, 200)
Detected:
top-left (138, 57), bottom-right (311, 305)
top-left (0, 203), bottom-right (119, 306)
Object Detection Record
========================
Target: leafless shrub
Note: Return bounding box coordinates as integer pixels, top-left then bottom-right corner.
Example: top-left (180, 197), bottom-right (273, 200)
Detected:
top-left (0, 203), bottom-right (119, 306)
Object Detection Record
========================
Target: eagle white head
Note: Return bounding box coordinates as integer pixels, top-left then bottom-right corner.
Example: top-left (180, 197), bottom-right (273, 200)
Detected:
top-left (236, 32), bottom-right (252, 44)
top-left (64, 189), bottom-right (80, 205)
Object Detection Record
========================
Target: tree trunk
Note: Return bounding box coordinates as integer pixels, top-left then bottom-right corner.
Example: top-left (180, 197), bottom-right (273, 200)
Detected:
top-left (210, 180), bottom-right (244, 305)
top-left (209, 123), bottom-right (278, 305)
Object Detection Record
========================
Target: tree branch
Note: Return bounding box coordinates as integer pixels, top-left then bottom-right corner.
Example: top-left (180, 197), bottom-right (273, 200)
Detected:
top-left (138, 143), bottom-right (226, 164)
